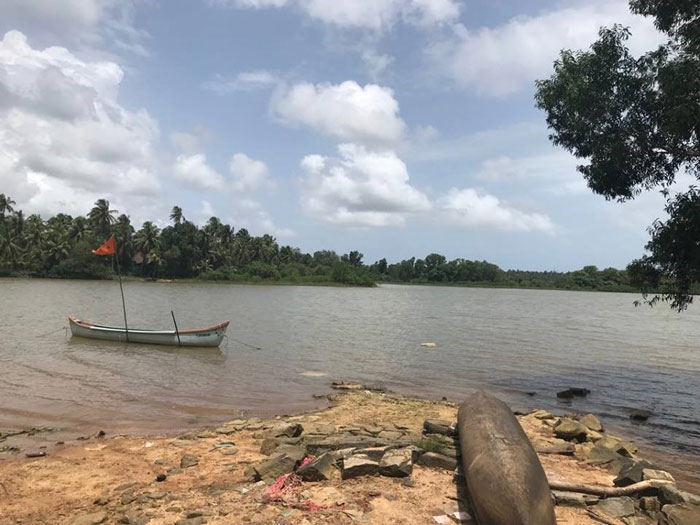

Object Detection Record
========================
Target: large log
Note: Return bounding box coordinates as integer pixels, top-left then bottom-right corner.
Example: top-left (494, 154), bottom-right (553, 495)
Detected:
top-left (458, 392), bottom-right (556, 525)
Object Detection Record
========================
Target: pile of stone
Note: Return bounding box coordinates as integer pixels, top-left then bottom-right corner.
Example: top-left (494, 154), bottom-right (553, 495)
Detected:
top-left (241, 417), bottom-right (461, 485)
top-left (527, 409), bottom-right (700, 524)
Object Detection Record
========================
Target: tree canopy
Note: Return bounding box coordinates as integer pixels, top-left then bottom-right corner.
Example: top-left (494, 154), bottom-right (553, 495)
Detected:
top-left (535, 1), bottom-right (700, 310)
top-left (0, 196), bottom-right (655, 294)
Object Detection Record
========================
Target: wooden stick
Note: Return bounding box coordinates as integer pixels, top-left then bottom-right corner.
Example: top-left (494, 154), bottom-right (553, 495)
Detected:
top-left (171, 310), bottom-right (181, 347)
top-left (114, 249), bottom-right (129, 343)
top-left (549, 479), bottom-right (673, 497)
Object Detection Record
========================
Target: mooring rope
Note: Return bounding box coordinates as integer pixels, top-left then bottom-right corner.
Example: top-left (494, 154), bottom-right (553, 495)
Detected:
top-left (34, 327), bottom-right (68, 339)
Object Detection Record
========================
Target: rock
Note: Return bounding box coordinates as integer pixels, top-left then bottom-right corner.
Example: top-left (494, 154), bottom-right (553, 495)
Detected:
top-left (617, 441), bottom-right (639, 458)
top-left (379, 448), bottom-right (413, 478)
top-left (147, 491), bottom-right (166, 500)
top-left (642, 469), bottom-right (674, 482)
top-left (532, 410), bottom-right (556, 420)
top-left (537, 443), bottom-right (575, 456)
top-left (341, 454), bottom-right (379, 479)
top-left (121, 492), bottom-right (137, 505)
top-left (606, 457), bottom-right (637, 476)
top-left (93, 496), bottom-right (109, 506)
top-left (659, 485), bottom-right (700, 506)
top-left (354, 446), bottom-right (390, 461)
top-left (156, 474), bottom-right (166, 482)
top-left (554, 419), bottom-right (589, 442)
top-left (552, 491), bottom-right (587, 508)
top-left (253, 446), bottom-right (305, 480)
top-left (175, 518), bottom-right (206, 525)
top-left (586, 430), bottom-right (604, 441)
top-left (166, 467), bottom-right (182, 475)
top-left (72, 512), bottom-right (107, 525)
top-left (297, 453), bottom-right (335, 481)
top-left (594, 497), bottom-right (636, 518)
top-left (597, 435), bottom-right (622, 451)
top-left (614, 460), bottom-right (653, 487)
top-left (331, 381), bottom-right (364, 390)
top-left (268, 422), bottom-right (303, 438)
top-left (118, 511), bottom-right (149, 525)
top-left (330, 447), bottom-right (357, 462)
top-left (580, 414), bottom-right (603, 432)
top-left (658, 503), bottom-right (700, 525)
top-left (416, 452), bottom-right (458, 471)
top-left (423, 419), bottom-right (455, 436)
top-left (557, 388), bottom-right (590, 399)
top-left (361, 425), bottom-right (384, 436)
top-left (260, 437), bottom-right (302, 456)
top-left (377, 430), bottom-right (404, 441)
top-left (624, 518), bottom-right (654, 525)
top-left (630, 410), bottom-right (651, 422)
top-left (180, 454), bottom-right (199, 468)
top-left (640, 496), bottom-right (661, 513)
top-left (586, 444), bottom-right (622, 466)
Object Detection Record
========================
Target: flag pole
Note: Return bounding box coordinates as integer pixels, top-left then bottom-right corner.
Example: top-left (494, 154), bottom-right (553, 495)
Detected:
top-left (113, 242), bottom-right (129, 343)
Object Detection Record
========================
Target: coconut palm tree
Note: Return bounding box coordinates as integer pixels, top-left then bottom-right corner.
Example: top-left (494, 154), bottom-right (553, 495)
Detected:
top-left (134, 221), bottom-right (159, 255)
top-left (169, 206), bottom-right (184, 225)
top-left (88, 199), bottom-right (117, 238)
top-left (0, 194), bottom-right (16, 221)
top-left (69, 216), bottom-right (89, 242)
top-left (113, 214), bottom-right (134, 262)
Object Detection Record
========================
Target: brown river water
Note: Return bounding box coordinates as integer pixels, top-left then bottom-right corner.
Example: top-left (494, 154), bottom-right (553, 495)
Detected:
top-left (1, 278), bottom-right (698, 486)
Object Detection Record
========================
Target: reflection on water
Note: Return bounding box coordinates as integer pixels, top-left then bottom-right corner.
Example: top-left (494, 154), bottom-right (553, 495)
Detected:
top-left (1, 278), bottom-right (699, 485)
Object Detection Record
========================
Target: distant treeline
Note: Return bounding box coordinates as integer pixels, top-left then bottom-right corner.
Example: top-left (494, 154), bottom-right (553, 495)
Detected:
top-left (0, 196), bottom-right (642, 292)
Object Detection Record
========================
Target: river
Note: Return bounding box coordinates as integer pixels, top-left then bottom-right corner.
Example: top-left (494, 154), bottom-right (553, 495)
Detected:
top-left (1, 278), bottom-right (698, 485)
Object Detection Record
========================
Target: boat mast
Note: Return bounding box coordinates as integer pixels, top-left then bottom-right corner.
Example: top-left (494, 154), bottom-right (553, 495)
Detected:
top-left (113, 242), bottom-right (129, 343)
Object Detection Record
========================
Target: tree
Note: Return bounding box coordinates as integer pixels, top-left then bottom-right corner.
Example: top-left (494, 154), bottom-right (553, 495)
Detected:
top-left (535, 1), bottom-right (700, 310)
top-left (134, 222), bottom-right (160, 274)
top-left (88, 199), bottom-right (117, 238)
top-left (170, 206), bottom-right (184, 225)
top-left (0, 194), bottom-right (15, 220)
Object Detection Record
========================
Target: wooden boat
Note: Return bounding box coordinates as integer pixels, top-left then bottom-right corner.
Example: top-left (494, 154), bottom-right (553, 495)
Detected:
top-left (68, 316), bottom-right (229, 347)
top-left (457, 391), bottom-right (556, 525)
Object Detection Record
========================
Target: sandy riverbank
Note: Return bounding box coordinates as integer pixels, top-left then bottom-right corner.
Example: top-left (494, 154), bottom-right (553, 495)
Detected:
top-left (0, 391), bottom-right (697, 525)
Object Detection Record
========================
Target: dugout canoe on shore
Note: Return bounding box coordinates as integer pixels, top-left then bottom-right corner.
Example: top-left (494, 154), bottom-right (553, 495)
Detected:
top-left (458, 391), bottom-right (557, 525)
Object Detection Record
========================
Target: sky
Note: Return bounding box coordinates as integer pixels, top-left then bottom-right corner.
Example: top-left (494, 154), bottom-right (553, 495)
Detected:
top-left (0, 0), bottom-right (675, 271)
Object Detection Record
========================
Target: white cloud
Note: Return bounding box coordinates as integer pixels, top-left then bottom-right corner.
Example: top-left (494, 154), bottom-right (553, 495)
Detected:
top-left (0, 30), bottom-right (160, 218)
top-left (300, 144), bottom-right (430, 227)
top-left (361, 49), bottom-right (394, 79)
top-left (272, 81), bottom-right (406, 146)
top-left (0, 0), bottom-right (146, 54)
top-left (200, 199), bottom-right (216, 220)
top-left (438, 188), bottom-right (555, 233)
top-left (229, 153), bottom-right (273, 192)
top-left (205, 70), bottom-right (280, 93)
top-left (208, 0), bottom-right (460, 29)
top-left (173, 153), bottom-right (227, 191)
top-left (170, 131), bottom-right (201, 154)
top-left (207, 0), bottom-right (289, 8)
top-left (434, 0), bottom-right (664, 96)
top-left (297, 0), bottom-right (460, 29)
top-left (227, 197), bottom-right (295, 237)
top-left (475, 153), bottom-right (587, 194)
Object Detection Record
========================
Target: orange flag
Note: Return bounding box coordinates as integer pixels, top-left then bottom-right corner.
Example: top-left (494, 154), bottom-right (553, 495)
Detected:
top-left (92, 235), bottom-right (116, 256)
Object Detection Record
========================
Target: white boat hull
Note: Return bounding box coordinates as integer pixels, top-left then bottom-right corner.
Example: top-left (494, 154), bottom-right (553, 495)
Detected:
top-left (68, 317), bottom-right (229, 347)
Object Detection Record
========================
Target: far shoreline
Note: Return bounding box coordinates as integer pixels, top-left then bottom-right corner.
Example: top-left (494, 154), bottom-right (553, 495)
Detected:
top-left (0, 274), bottom-right (658, 297)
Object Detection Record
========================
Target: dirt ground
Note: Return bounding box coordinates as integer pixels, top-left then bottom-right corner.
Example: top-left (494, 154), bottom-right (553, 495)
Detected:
top-left (1, 392), bottom-right (624, 524)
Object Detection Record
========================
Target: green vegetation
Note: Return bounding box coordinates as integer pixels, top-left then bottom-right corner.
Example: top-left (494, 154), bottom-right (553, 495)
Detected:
top-left (0, 198), bottom-right (374, 286)
top-left (535, 1), bottom-right (700, 310)
top-left (0, 196), bottom-right (658, 293)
